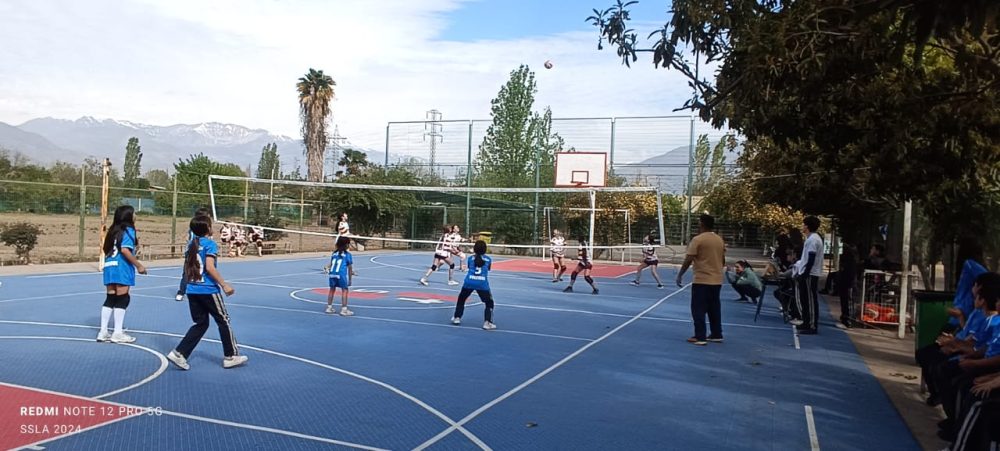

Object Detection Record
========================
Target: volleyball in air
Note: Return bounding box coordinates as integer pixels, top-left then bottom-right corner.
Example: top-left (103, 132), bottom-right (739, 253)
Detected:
top-left (544, 60), bottom-right (553, 69)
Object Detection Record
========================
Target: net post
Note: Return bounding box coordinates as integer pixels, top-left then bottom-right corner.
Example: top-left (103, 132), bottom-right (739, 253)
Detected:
top-left (243, 179), bottom-right (250, 221)
top-left (78, 164), bottom-right (85, 262)
top-left (98, 157), bottom-right (111, 270)
top-left (207, 175), bottom-right (218, 221)
top-left (588, 189), bottom-right (596, 260)
top-left (171, 171), bottom-right (178, 257)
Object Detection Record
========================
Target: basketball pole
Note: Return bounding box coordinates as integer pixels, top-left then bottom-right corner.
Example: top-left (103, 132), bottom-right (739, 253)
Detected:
top-left (588, 189), bottom-right (596, 259)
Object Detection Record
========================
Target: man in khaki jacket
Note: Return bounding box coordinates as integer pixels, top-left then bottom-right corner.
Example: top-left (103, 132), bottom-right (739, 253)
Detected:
top-left (676, 214), bottom-right (725, 346)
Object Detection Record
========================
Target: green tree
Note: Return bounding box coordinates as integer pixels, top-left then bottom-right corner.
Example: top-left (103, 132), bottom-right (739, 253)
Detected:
top-left (173, 154), bottom-right (246, 216)
top-left (1, 222), bottom-right (42, 263)
top-left (256, 143), bottom-right (281, 179)
top-left (123, 137), bottom-right (142, 188)
top-left (297, 69), bottom-right (336, 182)
top-left (707, 135), bottom-right (731, 189)
top-left (144, 169), bottom-right (170, 189)
top-left (588, 0), bottom-right (1000, 270)
top-left (323, 164), bottom-right (423, 237)
top-left (336, 148), bottom-right (370, 177)
top-left (690, 134), bottom-right (710, 196)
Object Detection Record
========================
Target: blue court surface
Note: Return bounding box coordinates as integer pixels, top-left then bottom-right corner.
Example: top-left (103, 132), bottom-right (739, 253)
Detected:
top-left (0, 251), bottom-right (919, 450)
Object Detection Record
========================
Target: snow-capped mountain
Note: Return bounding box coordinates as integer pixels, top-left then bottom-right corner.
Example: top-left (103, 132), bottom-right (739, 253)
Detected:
top-left (9, 116), bottom-right (298, 171)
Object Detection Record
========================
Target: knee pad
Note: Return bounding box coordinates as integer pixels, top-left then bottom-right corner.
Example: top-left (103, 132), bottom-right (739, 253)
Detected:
top-left (431, 265), bottom-right (438, 271)
top-left (103, 294), bottom-right (115, 308)
top-left (570, 273), bottom-right (578, 281)
top-left (449, 263), bottom-right (456, 270)
top-left (115, 293), bottom-right (131, 309)
top-left (584, 276), bottom-right (594, 284)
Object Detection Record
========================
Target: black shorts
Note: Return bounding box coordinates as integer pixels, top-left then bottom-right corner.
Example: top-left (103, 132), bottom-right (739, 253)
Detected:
top-left (577, 261), bottom-right (593, 270)
top-left (221, 237), bottom-right (231, 243)
top-left (643, 258), bottom-right (659, 266)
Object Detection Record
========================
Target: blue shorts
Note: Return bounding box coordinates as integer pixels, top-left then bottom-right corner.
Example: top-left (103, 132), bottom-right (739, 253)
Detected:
top-left (329, 277), bottom-right (349, 290)
top-left (103, 262), bottom-right (136, 286)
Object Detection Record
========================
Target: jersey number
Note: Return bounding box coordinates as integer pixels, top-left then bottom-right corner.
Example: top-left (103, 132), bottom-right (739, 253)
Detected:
top-left (330, 257), bottom-right (344, 274)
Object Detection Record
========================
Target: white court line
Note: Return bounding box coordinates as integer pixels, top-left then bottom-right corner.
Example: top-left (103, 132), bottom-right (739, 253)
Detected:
top-left (273, 257), bottom-right (327, 263)
top-left (130, 293), bottom-right (589, 343)
top-left (793, 325), bottom-right (801, 350)
top-left (413, 284), bottom-right (691, 451)
top-left (289, 286), bottom-right (482, 311)
top-left (0, 319), bottom-right (490, 450)
top-left (0, 336), bottom-right (168, 400)
top-left (26, 272), bottom-right (97, 279)
top-left (805, 405), bottom-right (820, 450)
top-left (0, 284), bottom-right (179, 304)
top-left (0, 381), bottom-right (387, 451)
top-left (498, 302), bottom-right (789, 331)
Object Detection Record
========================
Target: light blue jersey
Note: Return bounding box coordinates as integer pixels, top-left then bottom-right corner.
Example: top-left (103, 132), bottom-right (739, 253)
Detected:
top-left (185, 238), bottom-right (221, 295)
top-left (103, 227), bottom-right (137, 286)
top-left (328, 251), bottom-right (353, 289)
top-left (463, 255), bottom-right (492, 291)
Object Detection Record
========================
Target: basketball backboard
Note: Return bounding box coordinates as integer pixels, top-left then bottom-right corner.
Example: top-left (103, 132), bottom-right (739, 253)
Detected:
top-left (554, 152), bottom-right (607, 187)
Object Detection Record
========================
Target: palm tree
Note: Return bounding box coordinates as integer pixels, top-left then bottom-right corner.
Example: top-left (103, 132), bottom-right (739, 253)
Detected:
top-left (297, 68), bottom-right (336, 182)
top-left (337, 148), bottom-right (370, 177)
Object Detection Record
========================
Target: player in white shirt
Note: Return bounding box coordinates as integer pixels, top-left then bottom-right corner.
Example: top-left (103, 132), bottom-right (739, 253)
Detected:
top-left (249, 226), bottom-right (265, 257)
top-left (630, 235), bottom-right (664, 288)
top-left (219, 224), bottom-right (233, 256)
top-left (230, 227), bottom-right (248, 257)
top-left (563, 238), bottom-right (598, 295)
top-left (420, 226), bottom-right (459, 286)
top-left (448, 225), bottom-right (468, 271)
top-left (550, 229), bottom-right (567, 282)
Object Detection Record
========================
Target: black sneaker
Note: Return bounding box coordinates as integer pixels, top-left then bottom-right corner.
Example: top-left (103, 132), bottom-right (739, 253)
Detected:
top-left (563, 286), bottom-right (573, 293)
top-left (797, 328), bottom-right (818, 335)
top-left (707, 336), bottom-right (724, 343)
top-left (592, 288), bottom-right (599, 295)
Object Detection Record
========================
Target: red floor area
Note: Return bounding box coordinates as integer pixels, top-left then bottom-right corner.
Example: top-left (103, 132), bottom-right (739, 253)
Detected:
top-left (0, 383), bottom-right (135, 450)
top-left (490, 259), bottom-right (637, 278)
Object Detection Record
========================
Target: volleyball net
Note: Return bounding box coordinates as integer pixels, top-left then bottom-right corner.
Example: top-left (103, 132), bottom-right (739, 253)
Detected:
top-left (206, 175), bottom-right (666, 262)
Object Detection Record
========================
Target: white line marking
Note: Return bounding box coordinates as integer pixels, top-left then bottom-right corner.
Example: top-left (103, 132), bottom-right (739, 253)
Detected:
top-left (290, 286), bottom-right (480, 310)
top-left (805, 405), bottom-right (820, 450)
top-left (26, 272), bottom-right (96, 279)
top-left (498, 302), bottom-right (788, 331)
top-left (0, 284), bottom-right (179, 304)
top-left (793, 325), bottom-right (801, 350)
top-left (0, 381), bottom-right (387, 451)
top-left (413, 285), bottom-right (691, 450)
top-left (0, 319), bottom-right (490, 450)
top-left (131, 293), bottom-right (590, 342)
top-left (0, 336), bottom-right (167, 400)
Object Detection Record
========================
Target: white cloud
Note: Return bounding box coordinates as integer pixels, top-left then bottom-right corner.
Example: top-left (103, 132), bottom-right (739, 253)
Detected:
top-left (0, 0), bottom-right (726, 165)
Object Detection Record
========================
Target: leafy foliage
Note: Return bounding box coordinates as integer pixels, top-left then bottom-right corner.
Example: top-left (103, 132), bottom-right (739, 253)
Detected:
top-left (1, 222), bottom-right (42, 263)
top-left (256, 143), bottom-right (281, 180)
top-left (321, 164), bottom-right (424, 237)
top-left (297, 69), bottom-right (336, 182)
top-left (336, 148), bottom-right (370, 177)
top-left (123, 137), bottom-right (142, 188)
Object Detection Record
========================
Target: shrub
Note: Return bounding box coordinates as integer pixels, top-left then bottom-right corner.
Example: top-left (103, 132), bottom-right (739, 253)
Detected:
top-left (1, 222), bottom-right (43, 264)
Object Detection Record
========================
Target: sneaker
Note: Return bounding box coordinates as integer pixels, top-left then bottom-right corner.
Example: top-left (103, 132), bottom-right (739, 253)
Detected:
top-left (789, 319), bottom-right (804, 326)
top-left (339, 308), bottom-right (354, 317)
top-left (686, 337), bottom-right (708, 346)
top-left (96, 331), bottom-right (112, 343)
top-left (323, 264), bottom-right (331, 273)
top-left (325, 305), bottom-right (335, 314)
top-left (592, 289), bottom-right (599, 295)
top-left (223, 355), bottom-right (249, 369)
top-left (482, 321), bottom-right (497, 330)
top-left (551, 279), bottom-right (560, 283)
top-left (657, 284), bottom-right (664, 289)
top-left (563, 286), bottom-right (573, 293)
top-left (167, 350), bottom-right (190, 370)
top-left (110, 333), bottom-right (136, 344)
top-left (419, 278), bottom-right (429, 286)
top-left (451, 317), bottom-right (461, 325)
top-left (175, 291), bottom-right (184, 302)
top-left (447, 280), bottom-right (459, 286)
top-left (707, 337), bottom-right (724, 343)
top-left (630, 280), bottom-right (640, 286)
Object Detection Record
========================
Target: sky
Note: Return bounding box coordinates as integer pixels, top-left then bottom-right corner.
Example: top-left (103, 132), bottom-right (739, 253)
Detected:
top-left (0, 0), bottom-right (718, 152)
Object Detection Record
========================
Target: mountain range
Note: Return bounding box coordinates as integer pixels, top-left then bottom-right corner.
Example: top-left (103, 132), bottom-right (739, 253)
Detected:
top-left (0, 116), bottom-right (316, 173)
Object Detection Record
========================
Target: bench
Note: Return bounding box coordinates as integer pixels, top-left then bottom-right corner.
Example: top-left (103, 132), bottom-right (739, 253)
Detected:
top-left (259, 241), bottom-right (292, 255)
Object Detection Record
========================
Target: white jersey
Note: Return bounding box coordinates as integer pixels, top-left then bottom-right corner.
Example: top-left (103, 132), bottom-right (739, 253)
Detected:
top-left (446, 233), bottom-right (465, 255)
top-left (642, 244), bottom-right (657, 262)
top-left (250, 227), bottom-right (264, 241)
top-left (550, 236), bottom-right (565, 256)
top-left (233, 228), bottom-right (247, 244)
top-left (434, 234), bottom-right (451, 258)
top-left (337, 221), bottom-right (350, 236)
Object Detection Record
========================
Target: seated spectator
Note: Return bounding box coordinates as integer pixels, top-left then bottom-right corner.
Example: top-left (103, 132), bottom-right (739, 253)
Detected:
top-left (726, 260), bottom-right (763, 304)
top-left (948, 259), bottom-right (989, 330)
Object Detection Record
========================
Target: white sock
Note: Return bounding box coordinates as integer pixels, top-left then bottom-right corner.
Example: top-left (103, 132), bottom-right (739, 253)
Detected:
top-left (100, 307), bottom-right (113, 334)
top-left (113, 308), bottom-right (126, 335)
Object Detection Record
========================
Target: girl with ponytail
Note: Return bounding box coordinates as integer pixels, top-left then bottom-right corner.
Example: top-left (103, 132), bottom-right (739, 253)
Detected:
top-left (97, 205), bottom-right (147, 344)
top-left (451, 240), bottom-right (497, 330)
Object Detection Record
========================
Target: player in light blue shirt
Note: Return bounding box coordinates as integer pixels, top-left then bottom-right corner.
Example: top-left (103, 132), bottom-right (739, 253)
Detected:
top-left (451, 240), bottom-right (496, 330)
top-left (325, 236), bottom-right (355, 316)
top-left (98, 205), bottom-right (147, 344)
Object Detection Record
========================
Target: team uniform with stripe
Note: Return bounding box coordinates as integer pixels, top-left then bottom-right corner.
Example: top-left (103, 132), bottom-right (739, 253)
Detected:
top-left (642, 244), bottom-right (658, 265)
top-left (176, 237), bottom-right (240, 359)
top-left (103, 227), bottom-right (138, 286)
top-left (550, 236), bottom-right (565, 258)
top-left (434, 234), bottom-right (452, 260)
top-left (454, 255), bottom-right (495, 323)
top-left (576, 243), bottom-right (593, 270)
top-left (328, 251), bottom-right (354, 290)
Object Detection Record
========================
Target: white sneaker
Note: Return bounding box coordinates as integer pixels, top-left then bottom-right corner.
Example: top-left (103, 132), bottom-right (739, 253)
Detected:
top-left (339, 308), bottom-right (354, 317)
top-left (175, 293), bottom-right (184, 302)
top-left (96, 331), bottom-right (111, 343)
top-left (325, 305), bottom-right (335, 314)
top-left (482, 321), bottom-right (496, 330)
top-left (447, 280), bottom-right (459, 286)
top-left (419, 278), bottom-right (429, 286)
top-left (167, 350), bottom-right (190, 370)
top-left (630, 280), bottom-right (640, 286)
top-left (223, 355), bottom-right (248, 369)
top-left (451, 317), bottom-right (461, 325)
top-left (110, 333), bottom-right (136, 344)
top-left (790, 319), bottom-right (804, 326)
